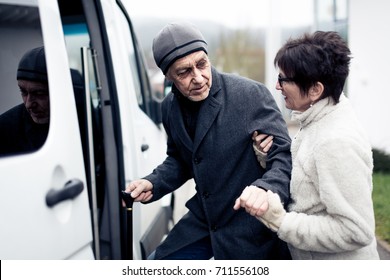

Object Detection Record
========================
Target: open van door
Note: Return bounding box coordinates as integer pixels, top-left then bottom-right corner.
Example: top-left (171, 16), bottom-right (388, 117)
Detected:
top-left (1, 0), bottom-right (172, 260)
top-left (0, 0), bottom-right (94, 259)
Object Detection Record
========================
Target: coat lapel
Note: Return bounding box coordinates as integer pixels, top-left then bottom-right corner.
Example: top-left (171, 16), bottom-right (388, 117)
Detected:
top-left (193, 96), bottom-right (221, 152)
top-left (193, 67), bottom-right (222, 152)
top-left (169, 97), bottom-right (194, 152)
top-left (168, 67), bottom-right (222, 154)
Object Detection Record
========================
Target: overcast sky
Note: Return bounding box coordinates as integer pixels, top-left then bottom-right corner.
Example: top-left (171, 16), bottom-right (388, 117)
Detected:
top-left (124, 0), bottom-right (314, 29)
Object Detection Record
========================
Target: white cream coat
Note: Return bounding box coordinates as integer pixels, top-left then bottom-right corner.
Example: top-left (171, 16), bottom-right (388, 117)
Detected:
top-left (278, 94), bottom-right (379, 259)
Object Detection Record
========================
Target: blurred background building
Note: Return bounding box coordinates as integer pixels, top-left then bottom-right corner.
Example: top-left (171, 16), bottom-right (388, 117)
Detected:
top-left (127, 0), bottom-right (390, 154)
top-left (267, 0), bottom-right (390, 156)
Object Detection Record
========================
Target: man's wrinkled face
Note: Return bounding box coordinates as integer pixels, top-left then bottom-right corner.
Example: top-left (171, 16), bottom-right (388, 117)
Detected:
top-left (167, 51), bottom-right (212, 102)
top-left (18, 79), bottom-right (50, 124)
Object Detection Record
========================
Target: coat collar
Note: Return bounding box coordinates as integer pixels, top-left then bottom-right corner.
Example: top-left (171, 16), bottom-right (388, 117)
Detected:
top-left (169, 67), bottom-right (222, 152)
top-left (292, 93), bottom-right (347, 129)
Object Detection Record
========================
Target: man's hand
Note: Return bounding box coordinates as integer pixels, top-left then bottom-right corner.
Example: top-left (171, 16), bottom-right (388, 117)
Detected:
top-left (233, 185), bottom-right (268, 216)
top-left (124, 179), bottom-right (153, 203)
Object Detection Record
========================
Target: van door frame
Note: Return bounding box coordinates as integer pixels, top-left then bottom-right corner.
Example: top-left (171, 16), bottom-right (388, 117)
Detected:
top-left (79, 0), bottom-right (127, 259)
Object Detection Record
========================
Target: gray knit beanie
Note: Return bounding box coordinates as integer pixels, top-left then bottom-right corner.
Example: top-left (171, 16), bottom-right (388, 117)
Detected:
top-left (153, 22), bottom-right (208, 74)
top-left (17, 46), bottom-right (47, 82)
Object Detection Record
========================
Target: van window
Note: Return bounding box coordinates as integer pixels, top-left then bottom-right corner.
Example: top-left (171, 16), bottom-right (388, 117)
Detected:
top-left (0, 4), bottom-right (49, 157)
top-left (115, 2), bottom-right (157, 121)
top-left (60, 7), bottom-right (106, 220)
top-left (115, 5), bottom-right (144, 108)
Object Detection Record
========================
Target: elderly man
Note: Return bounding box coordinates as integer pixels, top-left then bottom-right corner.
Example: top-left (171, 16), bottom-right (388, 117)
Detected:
top-left (126, 22), bottom-right (292, 260)
top-left (0, 46), bottom-right (49, 156)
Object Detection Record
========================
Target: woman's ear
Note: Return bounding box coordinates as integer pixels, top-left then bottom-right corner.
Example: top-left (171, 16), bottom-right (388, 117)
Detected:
top-left (309, 82), bottom-right (324, 102)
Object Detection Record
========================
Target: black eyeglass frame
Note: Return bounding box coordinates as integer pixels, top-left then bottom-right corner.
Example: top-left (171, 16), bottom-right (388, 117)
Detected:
top-left (278, 74), bottom-right (295, 86)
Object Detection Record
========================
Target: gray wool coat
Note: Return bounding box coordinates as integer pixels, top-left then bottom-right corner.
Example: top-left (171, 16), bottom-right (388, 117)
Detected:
top-left (144, 67), bottom-right (292, 259)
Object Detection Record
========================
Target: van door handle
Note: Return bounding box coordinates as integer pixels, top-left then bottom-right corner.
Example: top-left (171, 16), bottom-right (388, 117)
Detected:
top-left (141, 144), bottom-right (149, 152)
top-left (46, 179), bottom-right (84, 207)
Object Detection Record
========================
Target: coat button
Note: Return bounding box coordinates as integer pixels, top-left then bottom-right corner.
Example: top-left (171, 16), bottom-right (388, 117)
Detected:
top-left (202, 192), bottom-right (209, 198)
top-left (211, 225), bottom-right (217, 231)
top-left (194, 157), bottom-right (202, 164)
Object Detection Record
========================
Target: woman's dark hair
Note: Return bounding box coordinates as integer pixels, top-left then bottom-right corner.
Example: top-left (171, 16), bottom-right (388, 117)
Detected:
top-left (274, 31), bottom-right (351, 104)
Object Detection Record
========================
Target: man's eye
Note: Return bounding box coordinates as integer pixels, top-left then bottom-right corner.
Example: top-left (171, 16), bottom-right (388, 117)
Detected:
top-left (178, 69), bottom-right (189, 76)
top-left (33, 90), bottom-right (49, 96)
top-left (197, 61), bottom-right (207, 68)
top-left (20, 90), bottom-right (49, 97)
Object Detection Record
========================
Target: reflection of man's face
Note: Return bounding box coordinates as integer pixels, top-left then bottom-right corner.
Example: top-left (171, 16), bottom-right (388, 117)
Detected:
top-left (18, 79), bottom-right (50, 124)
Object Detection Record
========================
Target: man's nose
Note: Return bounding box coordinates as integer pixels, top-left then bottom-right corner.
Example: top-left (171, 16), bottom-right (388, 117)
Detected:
top-left (192, 68), bottom-right (203, 82)
top-left (25, 93), bottom-right (37, 106)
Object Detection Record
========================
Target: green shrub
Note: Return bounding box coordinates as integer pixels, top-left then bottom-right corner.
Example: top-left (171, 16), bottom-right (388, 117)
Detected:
top-left (372, 148), bottom-right (390, 173)
top-left (373, 173), bottom-right (390, 243)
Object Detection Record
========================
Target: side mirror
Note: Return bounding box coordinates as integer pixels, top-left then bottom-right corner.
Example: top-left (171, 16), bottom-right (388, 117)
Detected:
top-left (150, 95), bottom-right (162, 125)
top-left (163, 79), bottom-right (172, 97)
top-left (149, 79), bottom-right (172, 125)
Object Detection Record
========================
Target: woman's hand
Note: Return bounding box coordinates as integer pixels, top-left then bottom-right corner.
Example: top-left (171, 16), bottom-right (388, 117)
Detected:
top-left (252, 131), bottom-right (273, 153)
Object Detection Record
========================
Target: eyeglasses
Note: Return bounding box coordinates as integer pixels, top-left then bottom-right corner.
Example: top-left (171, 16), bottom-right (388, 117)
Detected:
top-left (278, 74), bottom-right (295, 87)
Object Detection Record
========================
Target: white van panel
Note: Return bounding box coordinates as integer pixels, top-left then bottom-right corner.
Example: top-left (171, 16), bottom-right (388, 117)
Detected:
top-left (1, 0), bottom-right (172, 260)
top-left (0, 0), bottom-right (93, 259)
top-left (100, 0), bottom-right (169, 259)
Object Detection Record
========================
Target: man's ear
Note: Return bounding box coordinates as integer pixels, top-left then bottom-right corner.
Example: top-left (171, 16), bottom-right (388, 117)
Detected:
top-left (309, 82), bottom-right (324, 103)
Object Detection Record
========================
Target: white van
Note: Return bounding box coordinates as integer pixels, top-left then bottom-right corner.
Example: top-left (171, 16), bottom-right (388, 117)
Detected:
top-left (0, 0), bottom-right (173, 260)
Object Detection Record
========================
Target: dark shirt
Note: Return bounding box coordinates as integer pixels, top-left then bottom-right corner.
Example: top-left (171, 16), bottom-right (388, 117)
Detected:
top-left (0, 103), bottom-right (49, 156)
top-left (173, 86), bottom-right (204, 141)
